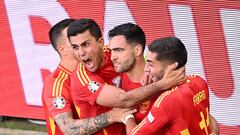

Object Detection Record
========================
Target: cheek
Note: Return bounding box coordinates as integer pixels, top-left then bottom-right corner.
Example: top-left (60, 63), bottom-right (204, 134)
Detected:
top-left (149, 67), bottom-right (155, 74)
top-left (73, 50), bottom-right (79, 56)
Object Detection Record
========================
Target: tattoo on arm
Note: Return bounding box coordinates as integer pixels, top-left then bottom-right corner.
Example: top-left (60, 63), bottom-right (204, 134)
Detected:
top-left (55, 112), bottom-right (111, 135)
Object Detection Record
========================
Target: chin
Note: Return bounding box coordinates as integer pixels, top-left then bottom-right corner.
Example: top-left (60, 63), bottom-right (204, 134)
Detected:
top-left (85, 66), bottom-right (95, 72)
top-left (115, 69), bottom-right (121, 73)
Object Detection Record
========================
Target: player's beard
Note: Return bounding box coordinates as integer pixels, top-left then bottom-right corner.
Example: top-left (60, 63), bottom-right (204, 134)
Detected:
top-left (153, 69), bottom-right (165, 82)
top-left (116, 54), bottom-right (136, 73)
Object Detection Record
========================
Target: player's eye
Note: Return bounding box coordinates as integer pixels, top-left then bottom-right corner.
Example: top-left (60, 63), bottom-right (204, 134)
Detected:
top-left (72, 45), bottom-right (79, 50)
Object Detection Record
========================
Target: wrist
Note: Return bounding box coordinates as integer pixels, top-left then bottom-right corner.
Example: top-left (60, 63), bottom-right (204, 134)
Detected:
top-left (107, 111), bottom-right (116, 124)
top-left (156, 79), bottom-right (167, 90)
top-left (123, 114), bottom-right (135, 125)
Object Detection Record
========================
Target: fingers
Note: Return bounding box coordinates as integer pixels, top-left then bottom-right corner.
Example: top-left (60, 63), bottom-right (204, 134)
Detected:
top-left (160, 63), bottom-right (186, 90)
top-left (167, 62), bottom-right (178, 71)
top-left (128, 109), bottom-right (137, 114)
top-left (120, 108), bottom-right (137, 114)
top-left (113, 108), bottom-right (136, 124)
top-left (164, 62), bottom-right (178, 78)
top-left (140, 75), bottom-right (148, 86)
top-left (141, 72), bottom-right (151, 86)
top-left (175, 66), bottom-right (186, 85)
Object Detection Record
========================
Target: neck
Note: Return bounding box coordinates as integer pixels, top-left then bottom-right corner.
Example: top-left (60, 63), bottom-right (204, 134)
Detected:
top-left (60, 57), bottom-right (79, 72)
top-left (126, 56), bottom-right (146, 83)
top-left (99, 51), bottom-right (106, 69)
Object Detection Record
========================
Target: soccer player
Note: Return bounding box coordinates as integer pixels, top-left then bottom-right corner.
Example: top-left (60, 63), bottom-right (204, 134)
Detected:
top-left (42, 19), bottom-right (135, 135)
top-left (67, 18), bottom-right (185, 135)
top-left (126, 37), bottom-right (214, 134)
top-left (108, 23), bottom-right (218, 134)
top-left (108, 23), bottom-right (157, 124)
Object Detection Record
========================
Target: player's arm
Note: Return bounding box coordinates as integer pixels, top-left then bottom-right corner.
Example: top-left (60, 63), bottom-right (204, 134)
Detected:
top-left (209, 114), bottom-right (219, 135)
top-left (126, 93), bottom-right (177, 135)
top-left (96, 63), bottom-right (185, 108)
top-left (125, 117), bottom-right (137, 134)
top-left (55, 108), bottom-right (136, 135)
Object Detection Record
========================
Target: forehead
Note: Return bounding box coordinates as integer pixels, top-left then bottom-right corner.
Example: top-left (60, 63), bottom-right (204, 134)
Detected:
top-left (109, 35), bottom-right (129, 48)
top-left (69, 30), bottom-right (93, 43)
top-left (147, 51), bottom-right (157, 62)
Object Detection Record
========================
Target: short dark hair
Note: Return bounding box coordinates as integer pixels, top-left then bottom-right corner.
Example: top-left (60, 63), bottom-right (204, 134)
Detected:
top-left (148, 37), bottom-right (187, 69)
top-left (108, 23), bottom-right (146, 52)
top-left (67, 18), bottom-right (102, 40)
top-left (49, 18), bottom-right (74, 51)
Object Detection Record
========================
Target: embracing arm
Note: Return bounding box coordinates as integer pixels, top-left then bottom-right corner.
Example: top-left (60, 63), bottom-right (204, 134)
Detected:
top-left (54, 108), bottom-right (136, 135)
top-left (96, 63), bottom-right (185, 108)
top-left (55, 112), bottom-right (111, 135)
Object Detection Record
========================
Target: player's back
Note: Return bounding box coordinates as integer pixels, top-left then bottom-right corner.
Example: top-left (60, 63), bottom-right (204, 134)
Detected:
top-left (177, 75), bottom-right (210, 135)
top-left (42, 65), bottom-right (79, 135)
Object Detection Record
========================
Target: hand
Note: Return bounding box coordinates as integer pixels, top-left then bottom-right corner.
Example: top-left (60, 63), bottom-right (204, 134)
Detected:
top-left (109, 108), bottom-right (137, 123)
top-left (140, 71), bottom-right (153, 86)
top-left (160, 63), bottom-right (186, 90)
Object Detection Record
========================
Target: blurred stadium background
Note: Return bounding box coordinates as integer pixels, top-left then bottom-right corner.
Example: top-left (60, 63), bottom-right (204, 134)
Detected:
top-left (0, 0), bottom-right (239, 134)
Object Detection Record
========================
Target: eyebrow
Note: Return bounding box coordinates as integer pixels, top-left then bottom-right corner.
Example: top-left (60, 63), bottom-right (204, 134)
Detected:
top-left (111, 47), bottom-right (124, 51)
top-left (71, 39), bottom-right (89, 47)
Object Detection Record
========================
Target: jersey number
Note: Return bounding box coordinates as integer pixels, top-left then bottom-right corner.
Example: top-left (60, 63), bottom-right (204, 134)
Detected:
top-left (181, 107), bottom-right (210, 135)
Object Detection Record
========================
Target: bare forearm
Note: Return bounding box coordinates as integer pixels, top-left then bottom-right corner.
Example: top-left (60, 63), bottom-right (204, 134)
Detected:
top-left (55, 112), bottom-right (114, 135)
top-left (118, 80), bottom-right (166, 108)
top-left (97, 80), bottom-right (166, 108)
top-left (97, 65), bottom-right (185, 108)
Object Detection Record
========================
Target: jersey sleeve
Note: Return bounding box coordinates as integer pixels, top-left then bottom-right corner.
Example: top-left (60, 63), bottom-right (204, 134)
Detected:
top-left (130, 91), bottom-right (181, 135)
top-left (42, 76), bottom-right (73, 119)
top-left (130, 108), bottom-right (168, 134)
top-left (71, 68), bottom-right (106, 106)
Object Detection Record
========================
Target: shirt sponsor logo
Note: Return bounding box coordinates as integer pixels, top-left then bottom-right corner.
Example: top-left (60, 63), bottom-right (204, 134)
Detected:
top-left (88, 81), bottom-right (100, 93)
top-left (52, 96), bottom-right (66, 109)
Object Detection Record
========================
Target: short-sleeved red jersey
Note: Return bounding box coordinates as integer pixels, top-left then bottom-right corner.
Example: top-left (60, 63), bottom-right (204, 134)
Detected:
top-left (130, 75), bottom-right (210, 135)
top-left (42, 64), bottom-right (79, 135)
top-left (71, 48), bottom-right (124, 135)
top-left (121, 73), bottom-right (158, 123)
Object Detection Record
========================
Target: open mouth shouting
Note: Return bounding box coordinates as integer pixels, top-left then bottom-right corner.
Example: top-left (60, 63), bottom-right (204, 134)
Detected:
top-left (82, 58), bottom-right (94, 70)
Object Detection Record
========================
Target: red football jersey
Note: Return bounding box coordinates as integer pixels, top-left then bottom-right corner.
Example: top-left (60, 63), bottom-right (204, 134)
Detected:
top-left (42, 64), bottom-right (79, 135)
top-left (121, 73), bottom-right (158, 123)
top-left (71, 49), bottom-right (124, 135)
top-left (130, 75), bottom-right (210, 135)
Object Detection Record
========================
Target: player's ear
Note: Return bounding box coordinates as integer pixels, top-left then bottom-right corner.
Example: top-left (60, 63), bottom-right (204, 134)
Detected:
top-left (56, 45), bottom-right (63, 53)
top-left (135, 44), bottom-right (143, 57)
top-left (57, 45), bottom-right (68, 56)
top-left (97, 37), bottom-right (104, 48)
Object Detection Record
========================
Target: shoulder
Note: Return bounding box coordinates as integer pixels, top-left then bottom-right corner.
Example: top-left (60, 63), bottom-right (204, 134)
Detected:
top-left (187, 75), bottom-right (207, 85)
top-left (185, 75), bottom-right (209, 93)
top-left (153, 88), bottom-right (177, 108)
top-left (73, 63), bottom-right (91, 81)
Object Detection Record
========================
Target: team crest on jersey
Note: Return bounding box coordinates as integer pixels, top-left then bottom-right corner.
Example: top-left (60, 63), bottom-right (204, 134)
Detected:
top-left (52, 96), bottom-right (66, 109)
top-left (112, 76), bottom-right (121, 87)
top-left (139, 101), bottom-right (150, 114)
top-left (88, 81), bottom-right (100, 93)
